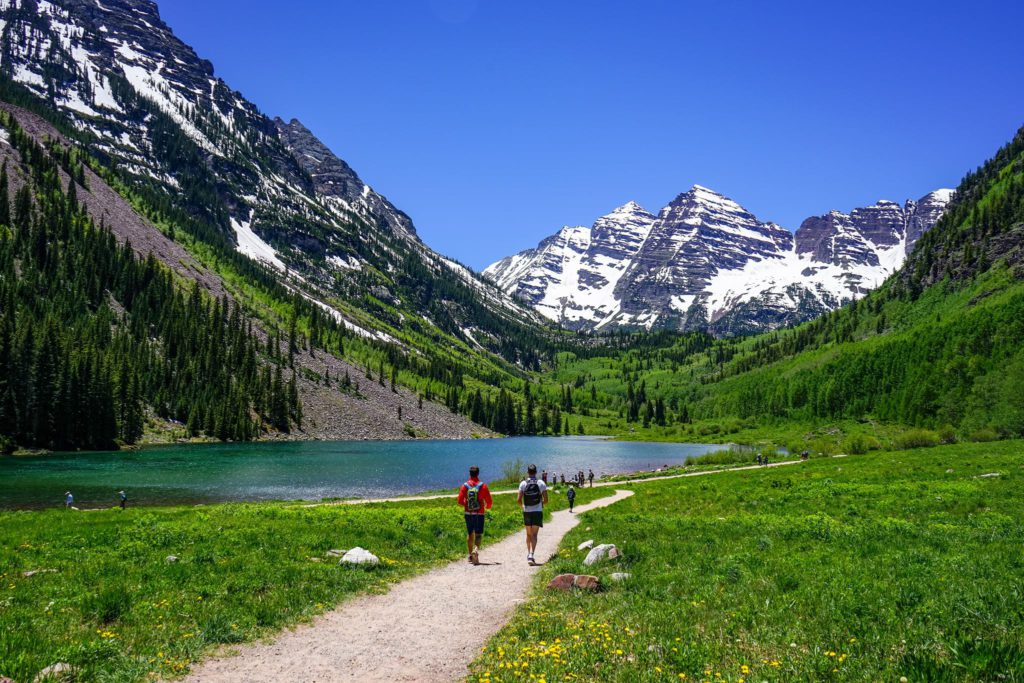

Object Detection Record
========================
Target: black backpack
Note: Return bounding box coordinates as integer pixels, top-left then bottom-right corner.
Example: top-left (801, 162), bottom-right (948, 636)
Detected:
top-left (522, 478), bottom-right (542, 506)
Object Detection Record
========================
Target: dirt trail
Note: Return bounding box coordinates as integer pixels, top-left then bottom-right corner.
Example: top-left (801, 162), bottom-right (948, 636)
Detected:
top-left (185, 490), bottom-right (634, 683)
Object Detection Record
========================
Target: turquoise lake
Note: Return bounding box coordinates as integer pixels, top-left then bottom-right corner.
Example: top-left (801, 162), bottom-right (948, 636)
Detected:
top-left (0, 437), bottom-right (722, 510)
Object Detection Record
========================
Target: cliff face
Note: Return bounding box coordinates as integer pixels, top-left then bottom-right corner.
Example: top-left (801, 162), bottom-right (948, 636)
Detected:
top-left (487, 186), bottom-right (953, 335)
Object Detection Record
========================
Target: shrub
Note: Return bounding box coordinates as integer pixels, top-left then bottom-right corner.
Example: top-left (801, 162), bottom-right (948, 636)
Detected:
top-left (937, 425), bottom-right (958, 444)
top-left (894, 429), bottom-right (940, 450)
top-left (809, 438), bottom-right (840, 456)
top-left (499, 457), bottom-right (527, 485)
top-left (967, 428), bottom-right (999, 442)
top-left (843, 433), bottom-right (881, 455)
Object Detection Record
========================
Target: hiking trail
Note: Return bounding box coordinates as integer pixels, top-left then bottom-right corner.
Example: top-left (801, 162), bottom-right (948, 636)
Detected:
top-left (185, 489), bottom-right (634, 683)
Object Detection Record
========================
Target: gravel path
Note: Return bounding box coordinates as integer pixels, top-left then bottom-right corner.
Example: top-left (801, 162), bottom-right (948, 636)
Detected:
top-left (185, 489), bottom-right (634, 683)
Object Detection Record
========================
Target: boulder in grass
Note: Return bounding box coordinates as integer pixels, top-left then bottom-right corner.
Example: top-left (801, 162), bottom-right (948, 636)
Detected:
top-left (547, 574), bottom-right (577, 591)
top-left (22, 569), bottom-right (57, 578)
top-left (165, 555), bottom-right (179, 563)
top-left (340, 547), bottom-right (379, 566)
top-left (608, 572), bottom-right (632, 583)
top-left (2, 676), bottom-right (15, 683)
top-left (547, 574), bottom-right (601, 592)
top-left (577, 540), bottom-right (594, 551)
top-left (583, 543), bottom-right (618, 566)
top-left (33, 662), bottom-right (74, 682)
top-left (572, 574), bottom-right (600, 591)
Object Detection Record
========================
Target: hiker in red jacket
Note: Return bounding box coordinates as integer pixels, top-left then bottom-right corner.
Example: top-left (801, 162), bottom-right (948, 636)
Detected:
top-left (457, 466), bottom-right (493, 565)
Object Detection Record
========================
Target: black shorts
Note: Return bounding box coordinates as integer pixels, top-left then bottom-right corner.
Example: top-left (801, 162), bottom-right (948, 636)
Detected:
top-left (523, 511), bottom-right (543, 527)
top-left (465, 514), bottom-right (485, 535)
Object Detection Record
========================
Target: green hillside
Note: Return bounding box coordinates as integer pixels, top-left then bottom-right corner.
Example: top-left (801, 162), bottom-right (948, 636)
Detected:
top-left (528, 125), bottom-right (1024, 450)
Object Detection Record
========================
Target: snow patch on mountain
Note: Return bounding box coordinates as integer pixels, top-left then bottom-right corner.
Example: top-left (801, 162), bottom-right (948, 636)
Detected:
top-left (231, 215), bottom-right (285, 271)
top-left (487, 186), bottom-right (954, 334)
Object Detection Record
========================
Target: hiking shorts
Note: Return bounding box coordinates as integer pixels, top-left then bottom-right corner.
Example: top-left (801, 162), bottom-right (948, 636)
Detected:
top-left (523, 511), bottom-right (543, 527)
top-left (465, 514), bottom-right (485, 535)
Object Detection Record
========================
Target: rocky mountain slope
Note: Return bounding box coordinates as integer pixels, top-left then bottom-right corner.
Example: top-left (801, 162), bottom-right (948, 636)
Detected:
top-left (0, 0), bottom-right (556, 443)
top-left (0, 0), bottom-right (539, 353)
top-left (485, 185), bottom-right (953, 335)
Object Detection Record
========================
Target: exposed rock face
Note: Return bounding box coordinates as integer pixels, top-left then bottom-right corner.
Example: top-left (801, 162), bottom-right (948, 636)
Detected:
top-left (274, 117), bottom-right (415, 238)
top-left (487, 185), bottom-right (953, 335)
top-left (906, 189), bottom-right (955, 246)
top-left (0, 0), bottom-right (534, 439)
top-left (484, 202), bottom-right (656, 329)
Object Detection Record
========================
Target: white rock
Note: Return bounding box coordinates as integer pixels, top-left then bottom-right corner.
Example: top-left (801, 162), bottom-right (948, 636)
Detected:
top-left (608, 572), bottom-right (632, 582)
top-left (577, 540), bottom-right (595, 551)
top-left (33, 662), bottom-right (73, 682)
top-left (583, 543), bottom-right (618, 567)
top-left (340, 547), bottom-right (380, 566)
top-left (165, 555), bottom-right (179, 563)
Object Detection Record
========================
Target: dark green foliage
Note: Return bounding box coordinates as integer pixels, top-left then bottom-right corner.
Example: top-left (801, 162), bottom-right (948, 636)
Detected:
top-left (0, 113), bottom-right (296, 450)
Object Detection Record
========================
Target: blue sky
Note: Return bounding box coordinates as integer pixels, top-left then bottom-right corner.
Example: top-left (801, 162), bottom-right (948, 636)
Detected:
top-left (160, 0), bottom-right (1024, 270)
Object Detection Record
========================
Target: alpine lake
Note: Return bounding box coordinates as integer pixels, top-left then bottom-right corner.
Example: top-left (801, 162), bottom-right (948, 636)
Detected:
top-left (0, 436), bottom-right (724, 510)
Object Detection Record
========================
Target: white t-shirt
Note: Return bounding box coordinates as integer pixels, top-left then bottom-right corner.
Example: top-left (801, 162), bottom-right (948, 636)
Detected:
top-left (518, 477), bottom-right (547, 512)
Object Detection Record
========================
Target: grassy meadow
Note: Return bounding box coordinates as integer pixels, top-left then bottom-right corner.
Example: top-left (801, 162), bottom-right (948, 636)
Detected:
top-left (469, 440), bottom-right (1024, 682)
top-left (0, 485), bottom-right (608, 682)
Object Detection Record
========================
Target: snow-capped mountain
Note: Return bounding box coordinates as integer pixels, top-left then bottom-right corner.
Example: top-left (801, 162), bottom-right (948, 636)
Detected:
top-left (0, 0), bottom-right (538, 354)
top-left (485, 186), bottom-right (954, 335)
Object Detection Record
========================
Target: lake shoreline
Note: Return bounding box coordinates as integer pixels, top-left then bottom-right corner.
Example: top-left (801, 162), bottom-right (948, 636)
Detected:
top-left (0, 437), bottom-right (721, 511)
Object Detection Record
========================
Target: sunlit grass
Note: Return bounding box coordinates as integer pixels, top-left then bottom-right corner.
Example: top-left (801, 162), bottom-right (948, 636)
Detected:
top-left (470, 440), bottom-right (1024, 681)
top-left (0, 486), bottom-right (609, 681)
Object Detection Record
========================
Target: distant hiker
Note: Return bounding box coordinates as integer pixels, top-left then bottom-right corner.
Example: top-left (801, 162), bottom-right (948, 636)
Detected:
top-left (458, 466), bottom-right (492, 565)
top-left (756, 454), bottom-right (763, 466)
top-left (118, 490), bottom-right (127, 510)
top-left (763, 455), bottom-right (770, 466)
top-left (64, 491), bottom-right (73, 510)
top-left (517, 464), bottom-right (548, 565)
top-left (801, 450), bottom-right (810, 461)
top-left (588, 469), bottom-right (594, 487)
top-left (560, 473), bottom-right (565, 485)
top-left (541, 469), bottom-right (548, 484)
top-left (578, 470), bottom-right (584, 486)
top-left (566, 485), bottom-right (576, 513)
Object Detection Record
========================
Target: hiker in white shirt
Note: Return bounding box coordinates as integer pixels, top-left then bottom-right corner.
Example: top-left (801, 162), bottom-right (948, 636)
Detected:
top-left (517, 464), bottom-right (548, 565)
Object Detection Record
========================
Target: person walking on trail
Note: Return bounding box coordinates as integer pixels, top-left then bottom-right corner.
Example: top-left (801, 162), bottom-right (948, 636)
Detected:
top-left (566, 484), bottom-right (576, 513)
top-left (517, 464), bottom-right (548, 565)
top-left (64, 491), bottom-right (73, 510)
top-left (457, 466), bottom-right (492, 565)
top-left (118, 490), bottom-right (127, 510)
top-left (588, 469), bottom-right (594, 487)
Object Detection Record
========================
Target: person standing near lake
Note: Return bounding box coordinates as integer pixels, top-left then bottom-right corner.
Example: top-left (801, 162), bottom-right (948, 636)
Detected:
top-left (517, 464), bottom-right (548, 565)
top-left (64, 491), bottom-right (73, 510)
top-left (457, 466), bottom-right (492, 565)
top-left (118, 490), bottom-right (127, 510)
top-left (588, 469), bottom-right (594, 487)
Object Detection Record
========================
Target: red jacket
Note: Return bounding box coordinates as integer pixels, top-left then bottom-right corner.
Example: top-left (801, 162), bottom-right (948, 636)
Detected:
top-left (457, 478), bottom-right (493, 514)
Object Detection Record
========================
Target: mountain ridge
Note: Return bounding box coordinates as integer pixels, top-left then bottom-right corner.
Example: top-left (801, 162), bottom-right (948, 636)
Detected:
top-left (484, 185), bottom-right (953, 335)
